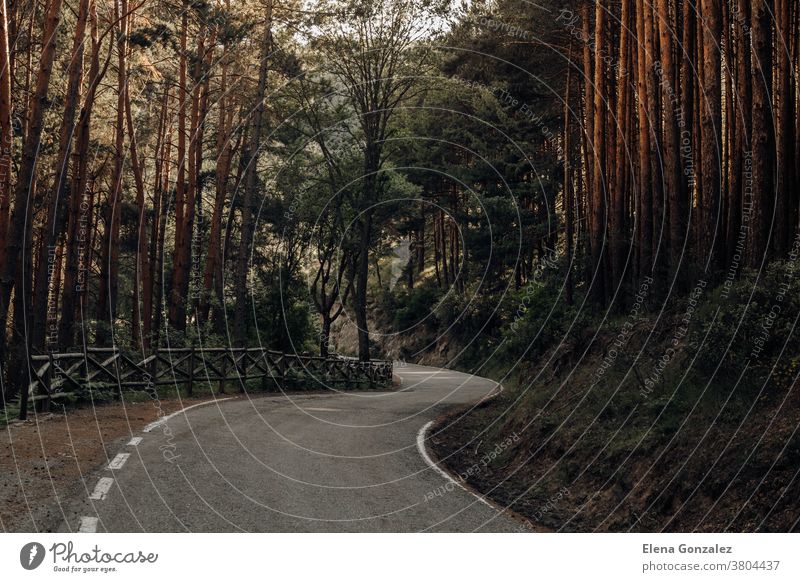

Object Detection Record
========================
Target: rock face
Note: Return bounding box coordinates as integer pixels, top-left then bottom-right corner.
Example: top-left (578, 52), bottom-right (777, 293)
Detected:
top-left (389, 239), bottom-right (411, 289)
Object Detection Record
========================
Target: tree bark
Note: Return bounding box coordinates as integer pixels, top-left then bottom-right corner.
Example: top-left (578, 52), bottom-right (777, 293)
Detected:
top-left (31, 0), bottom-right (90, 354)
top-left (774, 0), bottom-right (792, 255)
top-left (700, 0), bottom-right (723, 271)
top-left (0, 0), bottom-right (64, 398)
top-left (201, 32), bottom-right (232, 324)
top-left (169, 2), bottom-right (189, 330)
top-left (657, 0), bottom-right (685, 284)
top-left (234, 0), bottom-right (273, 348)
top-left (611, 0), bottom-right (631, 293)
top-left (727, 0), bottom-right (751, 266)
top-left (126, 63), bottom-right (150, 349)
top-left (564, 43), bottom-right (574, 305)
top-left (590, 0), bottom-right (607, 305)
top-left (748, 0), bottom-right (774, 266)
top-left (96, 0), bottom-right (129, 345)
top-left (635, 0), bottom-right (653, 280)
top-left (60, 0), bottom-right (107, 348)
top-left (0, 0), bottom-right (11, 274)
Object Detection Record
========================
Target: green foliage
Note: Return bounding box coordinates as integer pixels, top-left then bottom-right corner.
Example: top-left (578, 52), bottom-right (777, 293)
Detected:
top-left (390, 281), bottom-right (443, 330)
top-left (690, 262), bottom-right (800, 389)
top-left (487, 268), bottom-right (589, 371)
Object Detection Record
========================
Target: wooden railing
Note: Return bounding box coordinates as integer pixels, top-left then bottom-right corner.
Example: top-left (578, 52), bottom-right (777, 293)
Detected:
top-left (27, 347), bottom-right (393, 412)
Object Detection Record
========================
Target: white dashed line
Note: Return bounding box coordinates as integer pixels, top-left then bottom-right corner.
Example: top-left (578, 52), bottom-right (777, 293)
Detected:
top-left (142, 397), bottom-right (235, 433)
top-left (107, 453), bottom-right (130, 470)
top-left (88, 477), bottom-right (114, 500)
top-left (127, 436), bottom-right (143, 446)
top-left (78, 516), bottom-right (99, 533)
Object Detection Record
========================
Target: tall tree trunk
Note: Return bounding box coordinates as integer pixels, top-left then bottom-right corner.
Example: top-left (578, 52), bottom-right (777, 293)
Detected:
top-left (142, 86), bottom-right (170, 349)
top-left (169, 3), bottom-right (189, 330)
top-left (190, 37), bottom-right (212, 318)
top-left (126, 66), bottom-right (150, 349)
top-left (635, 0), bottom-right (653, 280)
top-left (727, 0), bottom-right (751, 266)
top-left (201, 41), bottom-right (231, 324)
top-left (31, 0), bottom-right (90, 353)
top-left (644, 0), bottom-right (664, 280)
top-left (581, 2), bottom-right (594, 199)
top-left (0, 0), bottom-right (63, 410)
top-left (354, 207), bottom-right (372, 360)
top-left (774, 0), bottom-right (792, 255)
top-left (96, 0), bottom-right (129, 345)
top-left (564, 43), bottom-right (574, 306)
top-left (611, 0), bottom-right (631, 294)
top-left (680, 0), bottom-right (696, 208)
top-left (657, 0), bottom-right (685, 284)
top-left (173, 27), bottom-right (207, 331)
top-left (234, 0), bottom-right (273, 348)
top-left (748, 0), bottom-right (775, 266)
top-left (700, 0), bottom-right (723, 272)
top-left (152, 104), bottom-right (174, 353)
top-left (590, 0), bottom-right (607, 305)
top-left (60, 0), bottom-right (106, 348)
top-left (0, 0), bottom-right (11, 275)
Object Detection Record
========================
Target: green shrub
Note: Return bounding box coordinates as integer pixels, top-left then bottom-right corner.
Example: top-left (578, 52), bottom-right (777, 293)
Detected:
top-left (690, 262), bottom-right (800, 388)
top-left (391, 281), bottom-right (443, 330)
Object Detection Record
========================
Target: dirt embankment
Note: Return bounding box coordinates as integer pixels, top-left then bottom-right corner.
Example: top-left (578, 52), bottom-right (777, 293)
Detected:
top-left (0, 396), bottom-right (216, 532)
top-left (428, 318), bottom-right (800, 532)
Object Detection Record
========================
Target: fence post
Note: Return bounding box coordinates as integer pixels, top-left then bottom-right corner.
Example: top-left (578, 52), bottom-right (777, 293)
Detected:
top-left (38, 352), bottom-right (54, 413)
top-left (259, 347), bottom-right (270, 391)
top-left (187, 345), bottom-right (195, 397)
top-left (239, 347), bottom-right (246, 393)
top-left (148, 347), bottom-right (158, 383)
top-left (18, 361), bottom-right (29, 420)
top-left (218, 351), bottom-right (227, 395)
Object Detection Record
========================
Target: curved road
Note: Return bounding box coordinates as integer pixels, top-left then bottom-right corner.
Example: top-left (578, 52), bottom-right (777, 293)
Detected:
top-left (59, 364), bottom-right (522, 532)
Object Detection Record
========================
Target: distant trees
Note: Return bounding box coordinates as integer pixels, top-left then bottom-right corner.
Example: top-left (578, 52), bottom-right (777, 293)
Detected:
top-left (312, 0), bottom-right (441, 360)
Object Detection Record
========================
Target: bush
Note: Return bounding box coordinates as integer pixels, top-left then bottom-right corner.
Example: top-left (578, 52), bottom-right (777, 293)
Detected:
top-left (690, 262), bottom-right (800, 389)
top-left (498, 276), bottom-right (588, 365)
top-left (391, 281), bottom-right (443, 330)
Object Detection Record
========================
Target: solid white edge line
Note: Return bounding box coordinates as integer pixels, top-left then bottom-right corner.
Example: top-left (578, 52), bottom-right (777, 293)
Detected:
top-left (416, 420), bottom-right (494, 509)
top-left (106, 453), bottom-right (130, 471)
top-left (88, 477), bottom-right (114, 501)
top-left (479, 380), bottom-right (504, 401)
top-left (142, 397), bottom-right (235, 433)
top-left (78, 516), bottom-right (99, 533)
top-left (413, 377), bottom-right (507, 512)
top-left (127, 436), bottom-right (143, 446)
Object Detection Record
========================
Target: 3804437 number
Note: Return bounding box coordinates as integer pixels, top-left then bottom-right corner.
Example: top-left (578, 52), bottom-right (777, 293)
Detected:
top-left (729, 560), bottom-right (780, 571)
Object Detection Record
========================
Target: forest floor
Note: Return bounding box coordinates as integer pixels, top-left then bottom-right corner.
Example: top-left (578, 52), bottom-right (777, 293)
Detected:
top-left (426, 314), bottom-right (800, 532)
top-left (431, 390), bottom-right (800, 532)
top-left (0, 395), bottom-right (219, 532)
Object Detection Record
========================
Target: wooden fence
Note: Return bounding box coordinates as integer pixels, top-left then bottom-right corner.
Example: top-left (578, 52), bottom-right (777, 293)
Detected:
top-left (26, 347), bottom-right (393, 413)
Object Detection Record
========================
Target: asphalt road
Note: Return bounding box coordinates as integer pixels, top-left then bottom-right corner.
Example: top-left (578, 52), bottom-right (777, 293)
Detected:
top-left (59, 364), bottom-right (523, 532)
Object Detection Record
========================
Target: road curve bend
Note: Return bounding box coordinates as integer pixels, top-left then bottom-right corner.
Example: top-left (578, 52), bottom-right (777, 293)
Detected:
top-left (59, 364), bottom-right (522, 532)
